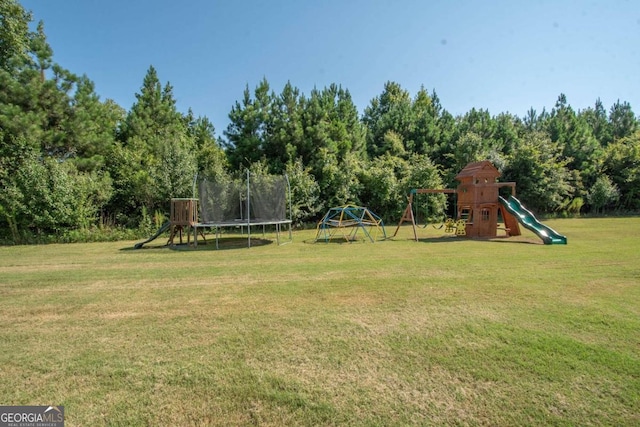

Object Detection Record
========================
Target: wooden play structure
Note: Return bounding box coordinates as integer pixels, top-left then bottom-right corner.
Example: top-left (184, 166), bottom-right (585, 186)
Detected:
top-left (168, 198), bottom-right (204, 245)
top-left (133, 198), bottom-right (204, 249)
top-left (395, 161), bottom-right (521, 240)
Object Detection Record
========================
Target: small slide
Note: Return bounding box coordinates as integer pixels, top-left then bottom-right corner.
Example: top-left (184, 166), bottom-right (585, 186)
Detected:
top-left (499, 196), bottom-right (567, 245)
top-left (134, 221), bottom-right (171, 249)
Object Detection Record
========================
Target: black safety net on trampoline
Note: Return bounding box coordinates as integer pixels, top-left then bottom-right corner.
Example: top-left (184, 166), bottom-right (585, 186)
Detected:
top-left (198, 173), bottom-right (288, 224)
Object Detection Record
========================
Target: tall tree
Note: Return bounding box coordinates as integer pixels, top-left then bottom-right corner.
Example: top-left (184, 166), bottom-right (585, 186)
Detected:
top-left (223, 78), bottom-right (272, 170)
top-left (0, 0), bottom-right (31, 71)
top-left (111, 66), bottom-right (196, 221)
top-left (435, 109), bottom-right (503, 184)
top-left (456, 107), bottom-right (496, 141)
top-left (330, 84), bottom-right (366, 159)
top-left (581, 98), bottom-right (612, 146)
top-left (263, 81), bottom-right (304, 173)
top-left (609, 100), bottom-right (638, 142)
top-left (547, 94), bottom-right (603, 199)
top-left (409, 87), bottom-right (441, 156)
top-left (0, 11), bottom-right (119, 239)
top-left (428, 108), bottom-right (457, 179)
top-left (603, 130), bottom-right (640, 210)
top-left (502, 131), bottom-right (572, 213)
top-left (362, 81), bottom-right (414, 158)
top-left (299, 84), bottom-right (366, 203)
top-left (493, 112), bottom-right (521, 157)
top-left (184, 109), bottom-right (227, 179)
top-left (67, 76), bottom-right (125, 171)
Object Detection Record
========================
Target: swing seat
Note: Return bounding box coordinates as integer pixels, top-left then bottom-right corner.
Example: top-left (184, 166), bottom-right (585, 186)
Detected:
top-left (454, 219), bottom-right (467, 236)
top-left (443, 218), bottom-right (456, 233)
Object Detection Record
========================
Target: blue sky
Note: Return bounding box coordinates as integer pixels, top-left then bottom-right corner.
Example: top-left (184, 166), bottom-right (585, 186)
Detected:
top-left (21, 0), bottom-right (640, 136)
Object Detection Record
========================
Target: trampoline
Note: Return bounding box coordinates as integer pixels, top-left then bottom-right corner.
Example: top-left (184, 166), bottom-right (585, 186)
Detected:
top-left (193, 170), bottom-right (292, 248)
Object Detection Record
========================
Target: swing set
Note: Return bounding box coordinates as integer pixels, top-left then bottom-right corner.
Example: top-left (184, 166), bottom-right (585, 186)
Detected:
top-left (393, 188), bottom-right (467, 240)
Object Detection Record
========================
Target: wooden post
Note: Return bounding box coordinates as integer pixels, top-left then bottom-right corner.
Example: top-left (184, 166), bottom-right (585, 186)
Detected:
top-left (394, 194), bottom-right (418, 241)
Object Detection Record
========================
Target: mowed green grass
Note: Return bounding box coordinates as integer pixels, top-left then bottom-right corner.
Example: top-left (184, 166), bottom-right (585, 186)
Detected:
top-left (1, 218), bottom-right (639, 426)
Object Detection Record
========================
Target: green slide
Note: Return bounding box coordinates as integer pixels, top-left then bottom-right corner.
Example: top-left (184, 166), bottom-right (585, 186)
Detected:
top-left (499, 196), bottom-right (567, 245)
top-left (134, 221), bottom-right (171, 249)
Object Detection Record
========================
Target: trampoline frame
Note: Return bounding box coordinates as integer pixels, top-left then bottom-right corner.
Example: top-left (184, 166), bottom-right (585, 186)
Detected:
top-left (192, 219), bottom-right (292, 249)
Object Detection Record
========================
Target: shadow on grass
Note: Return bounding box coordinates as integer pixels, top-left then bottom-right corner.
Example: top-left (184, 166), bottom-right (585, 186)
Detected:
top-left (173, 237), bottom-right (274, 251)
top-left (392, 235), bottom-right (543, 245)
top-left (304, 236), bottom-right (390, 244)
top-left (122, 236), bottom-right (275, 252)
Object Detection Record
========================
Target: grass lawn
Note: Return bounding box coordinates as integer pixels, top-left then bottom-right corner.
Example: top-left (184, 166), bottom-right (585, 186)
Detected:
top-left (1, 218), bottom-right (639, 426)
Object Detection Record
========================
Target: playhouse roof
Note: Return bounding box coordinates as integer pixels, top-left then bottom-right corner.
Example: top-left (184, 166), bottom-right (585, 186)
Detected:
top-left (455, 161), bottom-right (500, 181)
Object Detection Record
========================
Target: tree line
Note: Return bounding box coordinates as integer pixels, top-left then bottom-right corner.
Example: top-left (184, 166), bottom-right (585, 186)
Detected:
top-left (1, 0), bottom-right (639, 243)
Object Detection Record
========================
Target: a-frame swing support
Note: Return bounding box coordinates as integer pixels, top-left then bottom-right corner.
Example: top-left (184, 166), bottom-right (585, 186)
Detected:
top-left (393, 188), bottom-right (457, 241)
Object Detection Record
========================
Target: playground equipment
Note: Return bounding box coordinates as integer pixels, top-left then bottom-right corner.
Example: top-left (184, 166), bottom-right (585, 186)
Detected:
top-left (395, 160), bottom-right (567, 244)
top-left (168, 198), bottom-right (200, 245)
top-left (316, 204), bottom-right (387, 243)
top-left (500, 195), bottom-right (567, 244)
top-left (396, 188), bottom-right (462, 238)
top-left (134, 170), bottom-right (292, 249)
top-left (194, 170), bottom-right (292, 248)
top-left (133, 221), bottom-right (171, 249)
top-left (133, 198), bottom-right (202, 249)
top-left (413, 186), bottom-right (456, 227)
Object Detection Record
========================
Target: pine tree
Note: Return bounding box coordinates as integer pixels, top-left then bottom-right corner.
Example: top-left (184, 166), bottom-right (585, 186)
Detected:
top-left (223, 78), bottom-right (272, 170)
top-left (0, 9), bottom-right (119, 239)
top-left (263, 81), bottom-right (304, 173)
top-left (0, 0), bottom-right (32, 71)
top-left (111, 66), bottom-right (196, 221)
top-left (609, 100), bottom-right (638, 142)
top-left (184, 110), bottom-right (227, 179)
top-left (362, 81), bottom-right (413, 158)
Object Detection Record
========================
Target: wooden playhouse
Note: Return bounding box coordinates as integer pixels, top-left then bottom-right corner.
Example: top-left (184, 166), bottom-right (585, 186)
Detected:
top-left (455, 161), bottom-right (520, 238)
top-left (396, 160), bottom-right (522, 239)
